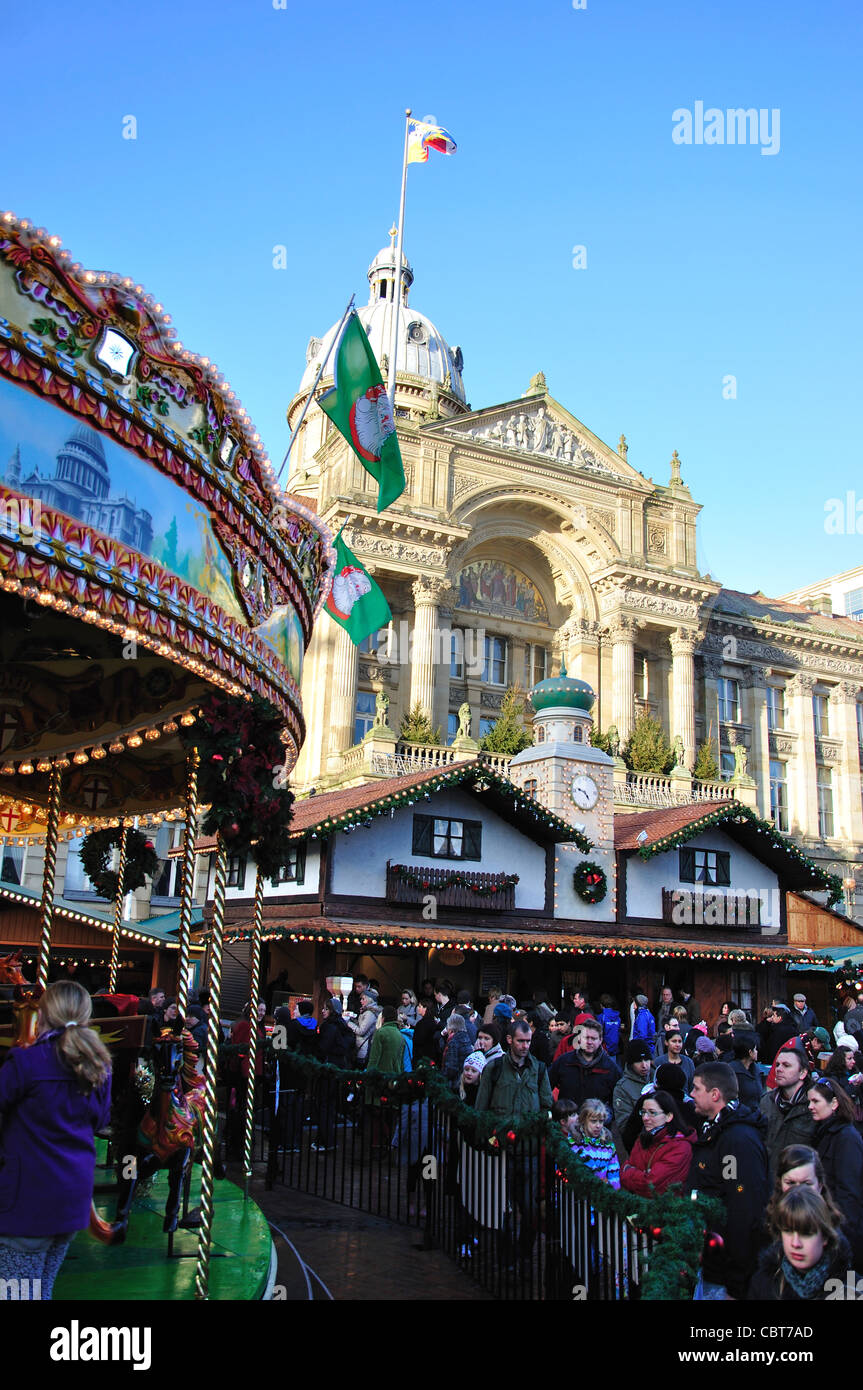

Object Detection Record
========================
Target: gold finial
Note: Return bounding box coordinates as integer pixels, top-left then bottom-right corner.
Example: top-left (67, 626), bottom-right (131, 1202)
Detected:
top-left (388, 223), bottom-right (398, 250)
top-left (618, 433), bottom-right (628, 460)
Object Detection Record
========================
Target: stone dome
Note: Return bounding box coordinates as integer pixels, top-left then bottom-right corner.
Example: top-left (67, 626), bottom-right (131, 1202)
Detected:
top-left (529, 669), bottom-right (595, 713)
top-left (298, 242), bottom-right (466, 405)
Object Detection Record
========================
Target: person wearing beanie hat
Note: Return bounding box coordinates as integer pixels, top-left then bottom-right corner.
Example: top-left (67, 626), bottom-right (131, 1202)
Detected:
top-left (695, 1035), bottom-right (717, 1059)
top-left (346, 987), bottom-right (382, 1066)
top-left (613, 1040), bottom-right (654, 1142)
top-left (493, 1001), bottom-right (514, 1024)
top-left (459, 1049), bottom-right (487, 1106)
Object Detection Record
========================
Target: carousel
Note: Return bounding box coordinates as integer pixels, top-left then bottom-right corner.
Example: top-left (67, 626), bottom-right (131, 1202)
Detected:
top-left (0, 210), bottom-right (334, 1299)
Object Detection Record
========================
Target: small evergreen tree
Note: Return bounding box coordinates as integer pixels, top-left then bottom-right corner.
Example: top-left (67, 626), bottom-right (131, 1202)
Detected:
top-left (479, 685), bottom-right (533, 754)
top-left (624, 711), bottom-right (674, 774)
top-left (693, 738), bottom-right (719, 781)
top-left (398, 702), bottom-right (442, 746)
top-left (590, 727), bottom-right (611, 754)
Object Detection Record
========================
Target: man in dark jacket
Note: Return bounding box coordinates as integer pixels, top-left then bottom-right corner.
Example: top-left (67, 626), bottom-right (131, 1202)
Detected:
top-left (527, 1010), bottom-right (554, 1067)
top-left (549, 1018), bottom-right (621, 1116)
top-left (689, 1062), bottom-right (769, 1300)
top-left (791, 992), bottom-right (818, 1032)
top-left (756, 1004), bottom-right (799, 1066)
top-left (411, 997), bottom-right (439, 1066)
top-left (760, 1046), bottom-right (815, 1178)
top-left (729, 1032), bottom-right (764, 1110)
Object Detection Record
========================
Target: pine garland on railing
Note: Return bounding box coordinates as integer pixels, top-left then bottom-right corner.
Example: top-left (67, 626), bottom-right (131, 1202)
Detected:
top-left (271, 1048), bottom-right (718, 1299)
top-left (389, 864), bottom-right (519, 896)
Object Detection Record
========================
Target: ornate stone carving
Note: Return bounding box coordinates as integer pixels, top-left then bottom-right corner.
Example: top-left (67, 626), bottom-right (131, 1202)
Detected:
top-left (481, 691), bottom-right (505, 712)
top-left (587, 508), bottom-right (616, 535)
top-left (412, 575), bottom-right (455, 607)
top-left (343, 531), bottom-right (447, 568)
top-left (605, 615), bottom-right (639, 642)
top-left (647, 525), bottom-right (668, 555)
top-left (669, 628), bottom-right (699, 657)
top-left (701, 655), bottom-right (724, 680)
top-left (788, 673), bottom-right (818, 697)
top-left (815, 738), bottom-right (842, 763)
top-left (558, 616), bottom-right (600, 647)
top-left (769, 733), bottom-right (795, 756)
top-left (460, 404), bottom-right (619, 474)
top-left (601, 588), bottom-right (698, 620)
top-left (452, 472), bottom-right (476, 501)
top-left (834, 681), bottom-right (862, 704)
top-left (359, 661), bottom-right (394, 685)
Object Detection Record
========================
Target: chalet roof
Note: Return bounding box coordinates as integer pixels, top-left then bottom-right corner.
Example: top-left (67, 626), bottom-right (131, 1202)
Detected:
top-left (208, 912), bottom-right (818, 965)
top-left (186, 762), bottom-right (591, 855)
top-left (0, 879), bottom-right (204, 949)
top-left (614, 800), bottom-right (841, 900)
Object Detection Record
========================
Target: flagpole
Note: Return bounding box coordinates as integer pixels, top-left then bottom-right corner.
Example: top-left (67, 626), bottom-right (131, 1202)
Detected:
top-left (387, 108), bottom-right (412, 412)
top-left (276, 294), bottom-right (356, 482)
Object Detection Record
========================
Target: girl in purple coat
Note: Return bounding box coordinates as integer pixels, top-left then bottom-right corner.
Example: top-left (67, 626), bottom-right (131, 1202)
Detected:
top-left (0, 980), bottom-right (112, 1300)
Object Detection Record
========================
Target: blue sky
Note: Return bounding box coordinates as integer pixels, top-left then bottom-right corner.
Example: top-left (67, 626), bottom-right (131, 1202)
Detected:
top-left (3, 0), bottom-right (860, 598)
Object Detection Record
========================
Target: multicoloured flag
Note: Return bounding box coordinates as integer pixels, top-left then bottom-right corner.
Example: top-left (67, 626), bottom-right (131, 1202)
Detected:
top-left (324, 529), bottom-right (392, 646)
top-left (317, 311), bottom-right (405, 513)
top-left (407, 118), bottom-right (457, 164)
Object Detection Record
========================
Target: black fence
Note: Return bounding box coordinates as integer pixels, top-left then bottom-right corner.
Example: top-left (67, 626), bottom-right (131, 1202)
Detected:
top-left (261, 1056), bottom-right (669, 1301)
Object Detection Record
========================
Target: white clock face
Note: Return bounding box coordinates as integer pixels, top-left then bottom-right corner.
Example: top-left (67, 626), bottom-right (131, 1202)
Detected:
top-left (571, 774), bottom-right (599, 810)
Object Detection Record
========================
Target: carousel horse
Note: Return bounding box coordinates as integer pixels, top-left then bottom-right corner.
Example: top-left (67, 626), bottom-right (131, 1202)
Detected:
top-left (90, 1021), bottom-right (207, 1246)
top-left (0, 950), bottom-right (43, 1048)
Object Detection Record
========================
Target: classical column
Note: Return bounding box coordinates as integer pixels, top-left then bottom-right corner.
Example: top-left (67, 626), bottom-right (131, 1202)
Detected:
top-left (557, 616), bottom-right (600, 687)
top-left (788, 673), bottom-right (818, 838)
top-left (608, 616), bottom-right (637, 744)
top-left (748, 669), bottom-right (770, 819)
top-left (327, 622), bottom-right (359, 763)
top-left (409, 577), bottom-right (453, 722)
top-left (669, 628), bottom-right (697, 770)
top-left (833, 682), bottom-right (863, 845)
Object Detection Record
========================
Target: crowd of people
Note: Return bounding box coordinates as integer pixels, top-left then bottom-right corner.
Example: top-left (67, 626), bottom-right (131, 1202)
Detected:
top-left (269, 975), bottom-right (863, 1301)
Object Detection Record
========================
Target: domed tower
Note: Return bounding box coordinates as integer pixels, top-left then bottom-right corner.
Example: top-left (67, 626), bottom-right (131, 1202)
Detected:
top-left (285, 235), bottom-right (468, 498)
top-left (508, 669), bottom-right (615, 851)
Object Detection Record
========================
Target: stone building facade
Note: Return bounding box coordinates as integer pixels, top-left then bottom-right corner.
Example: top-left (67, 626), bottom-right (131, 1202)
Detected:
top-left (285, 241), bottom-right (863, 910)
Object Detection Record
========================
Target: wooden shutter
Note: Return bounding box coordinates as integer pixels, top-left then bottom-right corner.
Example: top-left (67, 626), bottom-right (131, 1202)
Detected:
top-left (679, 847), bottom-right (696, 882)
top-left (218, 938), bottom-right (252, 1018)
top-left (462, 820), bottom-right (482, 860)
top-left (715, 852), bottom-right (731, 886)
top-left (412, 815), bottom-right (433, 855)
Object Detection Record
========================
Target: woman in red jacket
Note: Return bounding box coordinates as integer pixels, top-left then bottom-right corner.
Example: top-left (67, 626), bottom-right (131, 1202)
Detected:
top-left (620, 1088), bottom-right (695, 1196)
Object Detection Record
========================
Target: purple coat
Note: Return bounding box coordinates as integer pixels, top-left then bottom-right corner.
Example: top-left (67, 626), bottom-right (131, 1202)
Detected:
top-left (0, 1031), bottom-right (112, 1236)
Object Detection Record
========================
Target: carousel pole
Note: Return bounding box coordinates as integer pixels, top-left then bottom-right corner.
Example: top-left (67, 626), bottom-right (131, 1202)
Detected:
top-left (107, 819), bottom-right (129, 994)
top-left (194, 832), bottom-right (227, 1301)
top-left (242, 864), bottom-right (265, 1198)
top-left (176, 748), bottom-right (200, 1018)
top-left (36, 762), bottom-right (64, 990)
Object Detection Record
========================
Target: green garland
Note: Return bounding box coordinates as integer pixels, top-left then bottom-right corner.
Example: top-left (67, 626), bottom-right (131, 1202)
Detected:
top-left (636, 802), bottom-right (843, 905)
top-left (272, 1049), bottom-right (717, 1299)
top-left (390, 864), bottom-right (519, 896)
top-left (179, 692), bottom-right (295, 879)
top-left (78, 826), bottom-right (158, 900)
top-left (573, 860), bottom-right (607, 904)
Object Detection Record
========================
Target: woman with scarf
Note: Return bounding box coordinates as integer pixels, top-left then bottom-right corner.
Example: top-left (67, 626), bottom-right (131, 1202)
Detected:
top-left (807, 1076), bottom-right (863, 1264)
top-left (749, 1186), bottom-right (854, 1300)
top-left (620, 1087), bottom-right (695, 1195)
top-left (0, 981), bottom-right (112, 1300)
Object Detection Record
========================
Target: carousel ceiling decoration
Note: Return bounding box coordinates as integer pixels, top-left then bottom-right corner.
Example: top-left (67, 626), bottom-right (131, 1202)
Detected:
top-left (0, 211), bottom-right (335, 813)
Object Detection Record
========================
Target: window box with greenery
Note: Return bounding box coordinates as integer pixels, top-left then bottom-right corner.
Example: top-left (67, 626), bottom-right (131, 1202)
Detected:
top-left (387, 861), bottom-right (517, 910)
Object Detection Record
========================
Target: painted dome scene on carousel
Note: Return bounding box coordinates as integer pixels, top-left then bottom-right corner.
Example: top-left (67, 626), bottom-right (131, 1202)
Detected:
top-left (0, 212), bottom-right (334, 821)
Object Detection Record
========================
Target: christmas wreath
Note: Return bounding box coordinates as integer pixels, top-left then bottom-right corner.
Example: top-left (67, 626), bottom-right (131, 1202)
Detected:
top-left (180, 692), bottom-right (295, 879)
top-left (573, 860), bottom-right (607, 904)
top-left (78, 826), bottom-right (158, 900)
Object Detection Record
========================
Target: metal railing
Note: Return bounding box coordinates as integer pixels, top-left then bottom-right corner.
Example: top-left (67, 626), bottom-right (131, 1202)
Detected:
top-left (262, 1058), bottom-right (669, 1301)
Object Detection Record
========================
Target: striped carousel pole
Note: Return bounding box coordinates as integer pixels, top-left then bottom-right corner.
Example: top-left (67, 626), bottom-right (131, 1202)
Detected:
top-left (107, 819), bottom-right (129, 994)
top-left (36, 762), bottom-right (64, 990)
top-left (194, 832), bottom-right (227, 1301)
top-left (242, 864), bottom-right (265, 1197)
top-left (176, 747), bottom-right (200, 1018)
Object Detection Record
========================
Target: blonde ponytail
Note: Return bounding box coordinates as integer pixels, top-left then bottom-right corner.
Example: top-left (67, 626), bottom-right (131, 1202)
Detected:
top-left (38, 980), bottom-right (111, 1093)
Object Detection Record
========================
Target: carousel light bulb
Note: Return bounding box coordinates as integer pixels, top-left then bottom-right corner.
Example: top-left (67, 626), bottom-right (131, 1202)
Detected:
top-left (179, 713), bottom-right (196, 726)
top-left (144, 729), bottom-right (160, 741)
top-left (36, 759), bottom-right (52, 773)
top-left (109, 741), bottom-right (124, 755)
top-left (127, 734), bottom-right (143, 748)
top-left (91, 746), bottom-right (107, 760)
top-left (73, 751), bottom-right (89, 765)
top-left (162, 721), bottom-right (178, 734)
top-left (56, 756), bottom-right (70, 769)
top-left (0, 764), bottom-right (14, 776)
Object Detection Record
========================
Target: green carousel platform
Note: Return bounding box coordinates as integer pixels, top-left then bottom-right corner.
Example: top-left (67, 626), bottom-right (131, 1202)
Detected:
top-left (54, 1143), bottom-right (275, 1301)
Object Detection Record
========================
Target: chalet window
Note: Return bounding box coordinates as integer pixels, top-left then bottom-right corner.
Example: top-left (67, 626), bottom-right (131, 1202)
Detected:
top-left (523, 779), bottom-right (538, 796)
top-left (679, 847), bottom-right (730, 886)
top-left (271, 843), bottom-right (306, 887)
top-left (227, 855), bottom-right (247, 889)
top-left (412, 815), bottom-right (482, 861)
